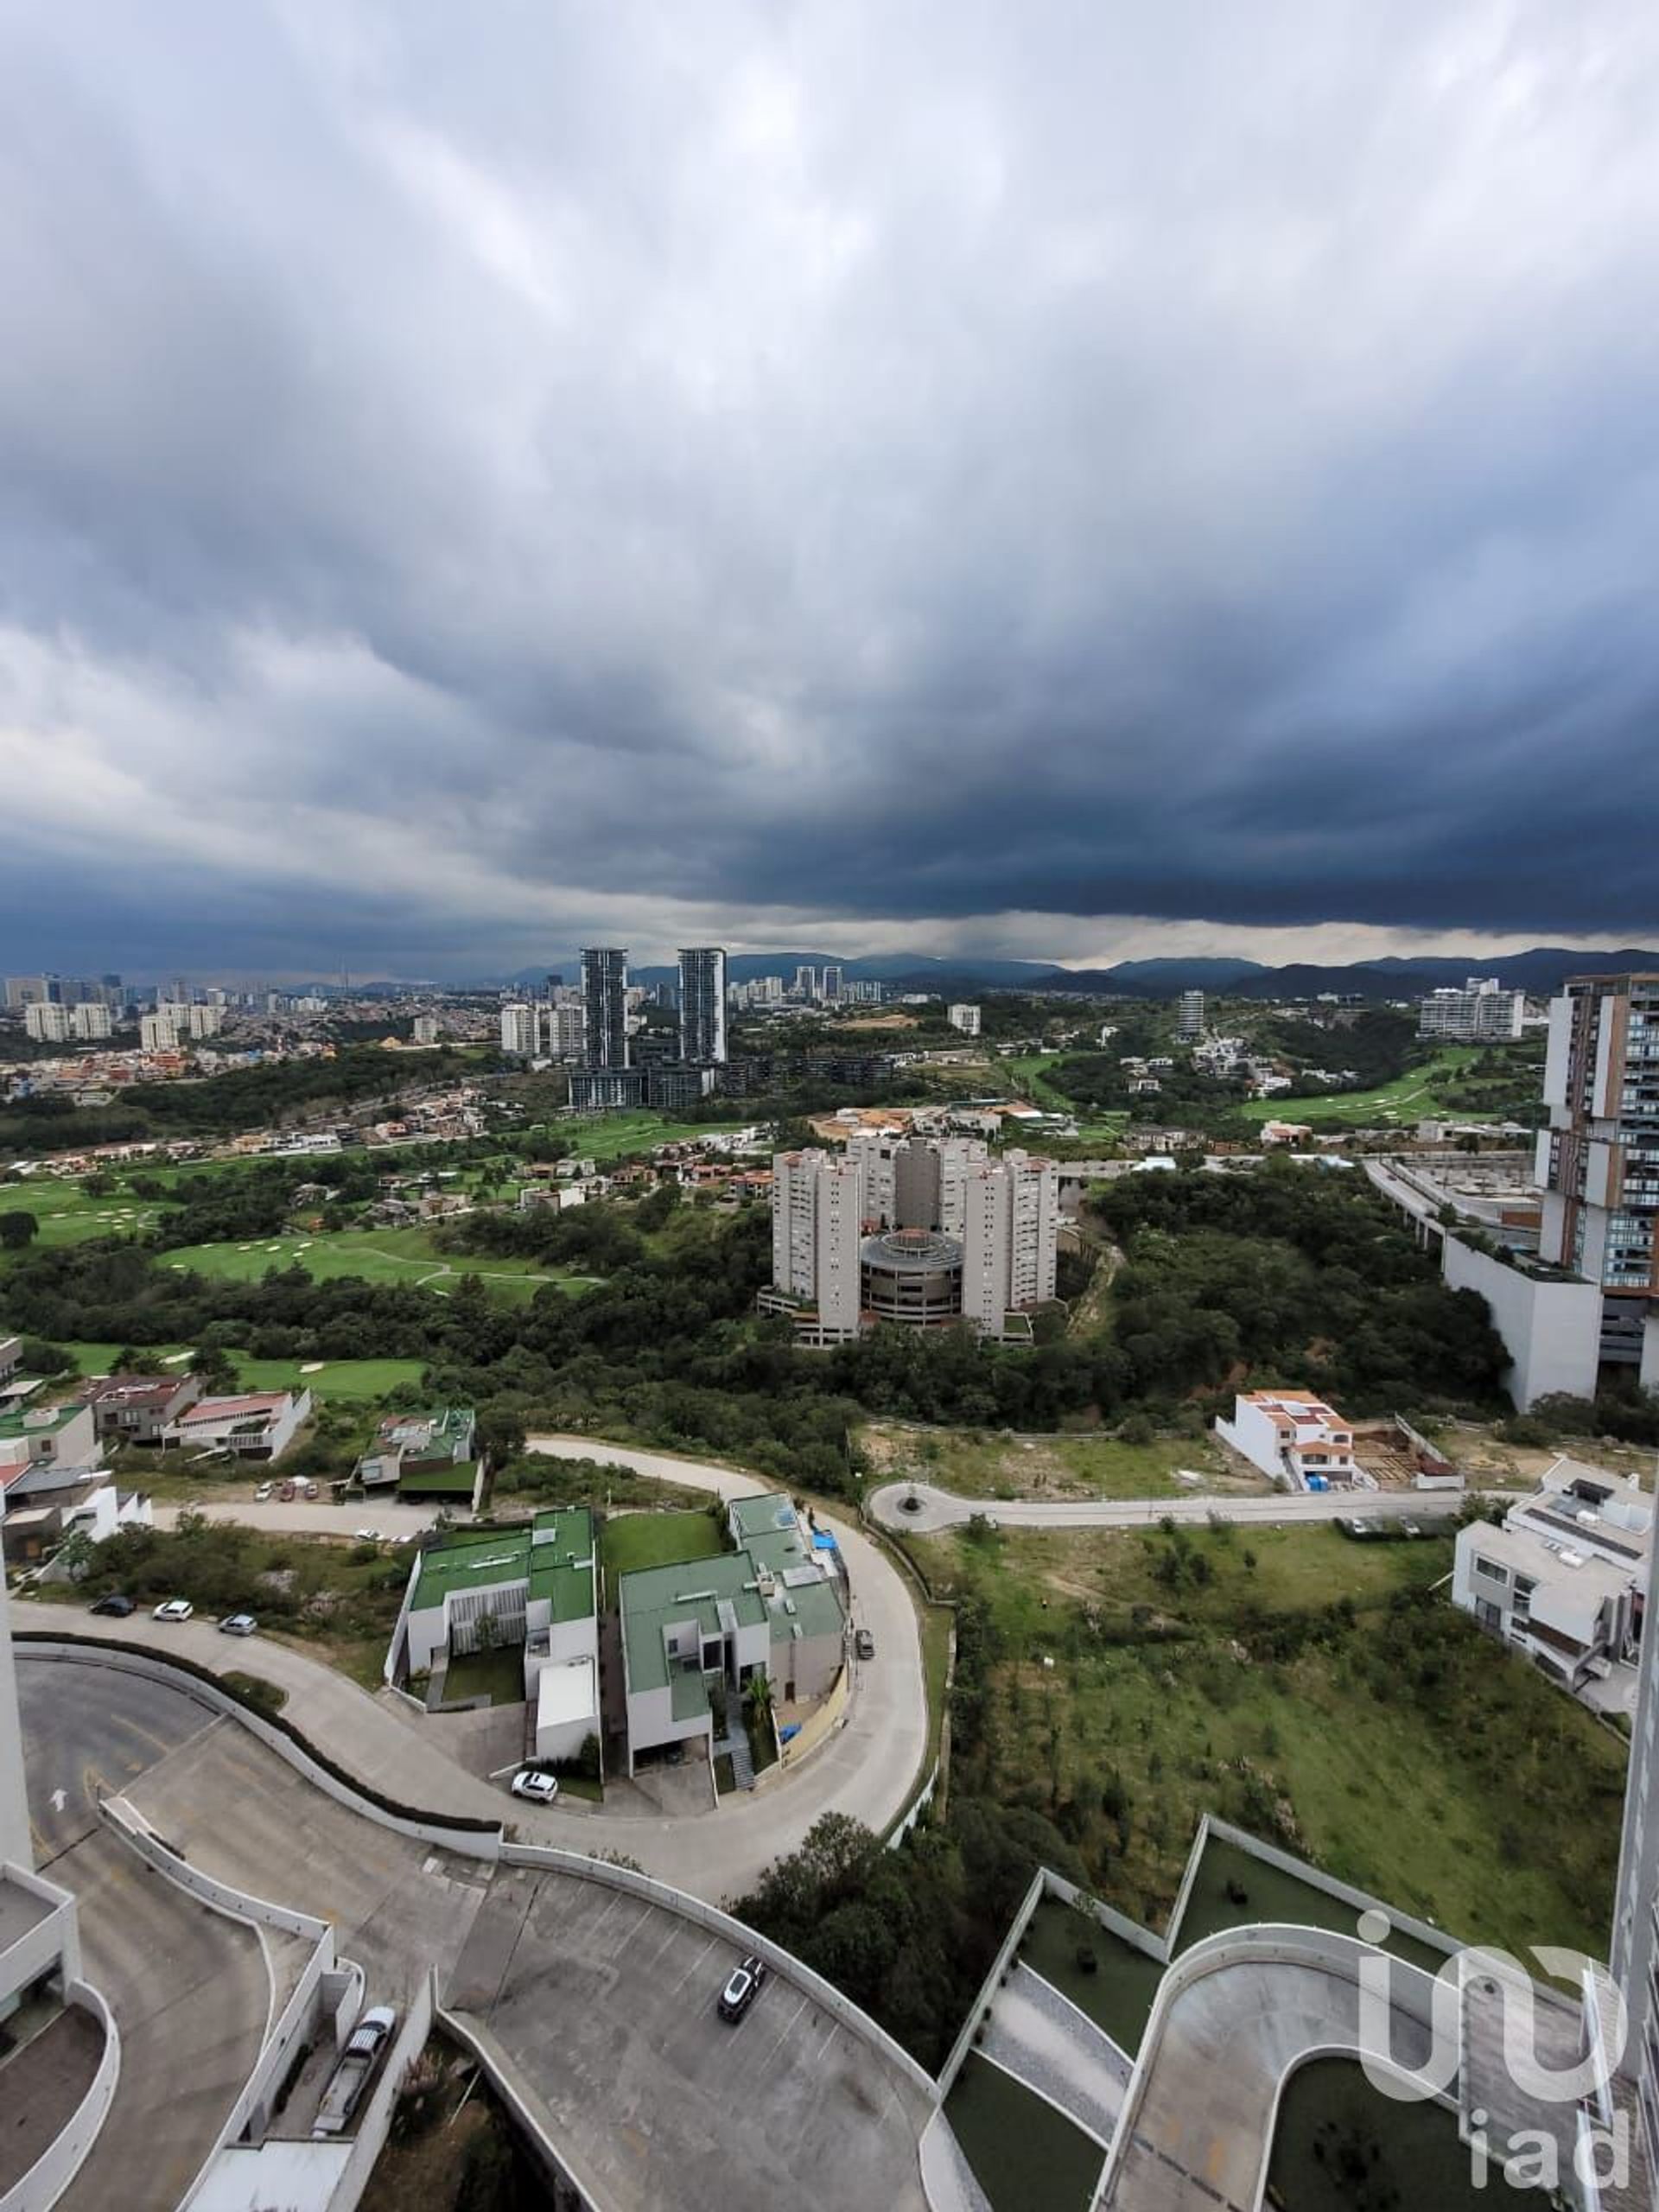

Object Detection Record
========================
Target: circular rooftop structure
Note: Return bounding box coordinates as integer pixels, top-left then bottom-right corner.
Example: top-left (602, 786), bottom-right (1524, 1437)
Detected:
top-left (860, 1230), bottom-right (963, 1326)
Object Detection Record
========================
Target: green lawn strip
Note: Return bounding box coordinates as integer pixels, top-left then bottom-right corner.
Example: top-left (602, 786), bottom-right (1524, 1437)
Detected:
top-left (598, 1506), bottom-right (725, 1609)
top-left (441, 1645), bottom-right (525, 1707)
top-left (1266, 2057), bottom-right (1534, 2209)
top-left (1020, 1896), bottom-right (1165, 2055)
top-left (563, 1111), bottom-right (748, 1164)
top-left (943, 2054), bottom-right (1103, 2212)
top-left (48, 1342), bottom-right (423, 1403)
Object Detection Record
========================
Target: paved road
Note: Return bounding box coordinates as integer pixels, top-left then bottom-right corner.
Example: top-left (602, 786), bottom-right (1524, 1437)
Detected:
top-left (16, 1431), bottom-right (928, 1904)
top-left (16, 1659), bottom-right (276, 2212)
top-left (868, 1479), bottom-right (1471, 1535)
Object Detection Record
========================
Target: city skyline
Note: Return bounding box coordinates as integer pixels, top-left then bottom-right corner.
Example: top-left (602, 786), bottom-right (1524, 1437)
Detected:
top-left (3, 3), bottom-right (1657, 976)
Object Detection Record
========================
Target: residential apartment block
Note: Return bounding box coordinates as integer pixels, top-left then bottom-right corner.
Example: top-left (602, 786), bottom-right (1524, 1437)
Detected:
top-left (1537, 973), bottom-right (1659, 1382)
top-left (762, 1131), bottom-right (1058, 1344)
top-left (677, 946), bottom-right (728, 1065)
top-left (947, 1003), bottom-right (982, 1037)
top-left (1177, 989), bottom-right (1205, 1040)
top-left (499, 1001), bottom-right (538, 1057)
top-left (1418, 975), bottom-right (1526, 1041)
top-left (581, 946), bottom-right (629, 1069)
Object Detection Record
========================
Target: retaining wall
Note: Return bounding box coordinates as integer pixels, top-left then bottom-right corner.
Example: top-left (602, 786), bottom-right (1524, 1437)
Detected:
top-left (439, 2004), bottom-right (607, 2211)
top-left (934, 1869), bottom-right (1046, 2101)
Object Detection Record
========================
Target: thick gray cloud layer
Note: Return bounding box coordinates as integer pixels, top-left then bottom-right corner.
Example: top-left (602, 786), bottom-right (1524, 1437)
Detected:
top-left (2, 0), bottom-right (1656, 974)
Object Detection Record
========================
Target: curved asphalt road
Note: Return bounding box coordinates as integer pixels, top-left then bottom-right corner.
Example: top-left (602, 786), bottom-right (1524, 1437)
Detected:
top-left (867, 1479), bottom-right (1471, 1535)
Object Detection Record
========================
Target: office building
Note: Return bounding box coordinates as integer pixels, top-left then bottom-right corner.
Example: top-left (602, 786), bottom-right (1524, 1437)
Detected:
top-left (1537, 974), bottom-right (1659, 1381)
top-left (793, 964), bottom-right (817, 1000)
top-left (500, 1002), bottom-right (538, 1058)
top-left (763, 1133), bottom-right (1058, 1344)
top-left (22, 1002), bottom-right (68, 1043)
top-left (677, 946), bottom-right (728, 1065)
top-left (820, 964), bottom-right (843, 1004)
top-left (1419, 976), bottom-right (1525, 1042)
top-left (947, 1003), bottom-right (982, 1038)
top-left (1177, 989), bottom-right (1205, 1041)
top-left (582, 947), bottom-right (629, 1069)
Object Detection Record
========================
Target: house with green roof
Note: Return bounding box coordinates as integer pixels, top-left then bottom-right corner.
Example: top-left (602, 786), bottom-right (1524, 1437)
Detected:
top-left (618, 1496), bottom-right (846, 1773)
top-left (389, 1505), bottom-right (601, 1762)
top-left (354, 1406), bottom-right (479, 1505)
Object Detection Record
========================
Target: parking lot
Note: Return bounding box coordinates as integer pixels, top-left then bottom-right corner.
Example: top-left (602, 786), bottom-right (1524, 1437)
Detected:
top-left (447, 1866), bottom-right (930, 2212)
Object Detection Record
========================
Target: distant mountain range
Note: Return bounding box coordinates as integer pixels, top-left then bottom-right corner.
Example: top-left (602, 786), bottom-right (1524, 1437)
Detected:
top-left (488, 945), bottom-right (1659, 1002)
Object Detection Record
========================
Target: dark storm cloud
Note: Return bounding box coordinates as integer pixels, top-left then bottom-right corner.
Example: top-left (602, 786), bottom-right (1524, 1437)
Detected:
top-left (2, 0), bottom-right (1657, 971)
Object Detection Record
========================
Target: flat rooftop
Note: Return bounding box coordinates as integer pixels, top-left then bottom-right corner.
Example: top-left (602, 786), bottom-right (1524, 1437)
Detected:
top-left (412, 1507), bottom-right (596, 1622)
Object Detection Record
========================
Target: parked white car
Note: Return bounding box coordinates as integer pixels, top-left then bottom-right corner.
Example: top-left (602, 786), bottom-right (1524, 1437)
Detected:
top-left (153, 1599), bottom-right (194, 1623)
top-left (510, 1768), bottom-right (559, 1804)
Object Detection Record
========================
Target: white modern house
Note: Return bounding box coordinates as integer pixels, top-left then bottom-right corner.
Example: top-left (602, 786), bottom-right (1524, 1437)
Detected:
top-left (161, 1388), bottom-right (312, 1461)
top-left (1453, 1458), bottom-right (1652, 1696)
top-left (1215, 1389), bottom-right (1356, 1489)
top-left (389, 1507), bottom-right (601, 1764)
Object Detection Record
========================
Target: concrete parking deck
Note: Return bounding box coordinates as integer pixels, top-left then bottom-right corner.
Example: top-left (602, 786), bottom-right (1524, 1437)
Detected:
top-left (16, 1658), bottom-right (276, 2212)
top-left (447, 1862), bottom-right (931, 2212)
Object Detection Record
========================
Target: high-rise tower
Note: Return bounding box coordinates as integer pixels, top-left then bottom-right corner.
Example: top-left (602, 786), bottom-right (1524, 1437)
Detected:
top-left (677, 947), bottom-right (728, 1065)
top-left (581, 947), bottom-right (629, 1071)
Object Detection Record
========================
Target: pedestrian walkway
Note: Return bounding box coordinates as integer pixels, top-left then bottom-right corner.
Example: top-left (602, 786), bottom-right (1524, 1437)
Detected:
top-left (714, 1716), bottom-right (756, 1790)
top-left (980, 1964), bottom-right (1127, 2146)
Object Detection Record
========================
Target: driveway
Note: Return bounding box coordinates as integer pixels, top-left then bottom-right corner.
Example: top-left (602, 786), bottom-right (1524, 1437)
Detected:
top-left (150, 1498), bottom-right (464, 1538)
top-left (868, 1480), bottom-right (1471, 1535)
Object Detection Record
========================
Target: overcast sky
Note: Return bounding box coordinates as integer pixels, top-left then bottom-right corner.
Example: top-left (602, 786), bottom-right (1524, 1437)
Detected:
top-left (3, 0), bottom-right (1656, 979)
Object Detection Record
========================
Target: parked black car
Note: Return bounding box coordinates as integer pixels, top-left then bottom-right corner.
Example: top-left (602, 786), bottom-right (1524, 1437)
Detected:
top-left (89, 1593), bottom-right (136, 1617)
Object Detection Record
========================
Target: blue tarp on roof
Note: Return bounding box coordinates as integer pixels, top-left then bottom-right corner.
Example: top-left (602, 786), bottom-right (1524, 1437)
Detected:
top-left (812, 1529), bottom-right (838, 1550)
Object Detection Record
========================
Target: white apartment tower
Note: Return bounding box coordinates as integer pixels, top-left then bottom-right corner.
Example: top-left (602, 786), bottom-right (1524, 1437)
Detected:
top-left (70, 1002), bottom-right (112, 1040)
top-left (500, 1002), bottom-right (538, 1057)
top-left (948, 1004), bottom-right (982, 1038)
top-left (766, 1132), bottom-right (1058, 1344)
top-left (1177, 990), bottom-right (1205, 1041)
top-left (1419, 976), bottom-right (1525, 1042)
top-left (677, 947), bottom-right (728, 1065)
top-left (22, 1002), bottom-right (68, 1043)
top-left (959, 1150), bottom-right (1060, 1330)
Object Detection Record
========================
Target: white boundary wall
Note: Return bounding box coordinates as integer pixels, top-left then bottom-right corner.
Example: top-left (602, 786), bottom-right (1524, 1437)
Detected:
top-left (26, 1640), bottom-right (504, 1860)
top-left (0, 1981), bottom-right (119, 2212)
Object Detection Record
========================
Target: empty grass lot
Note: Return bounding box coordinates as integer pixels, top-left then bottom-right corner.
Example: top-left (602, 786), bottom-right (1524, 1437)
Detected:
top-left (921, 1519), bottom-right (1626, 1965)
top-left (0, 1180), bottom-right (165, 1250)
top-left (862, 1421), bottom-right (1268, 1502)
top-left (562, 1110), bottom-right (749, 1162)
